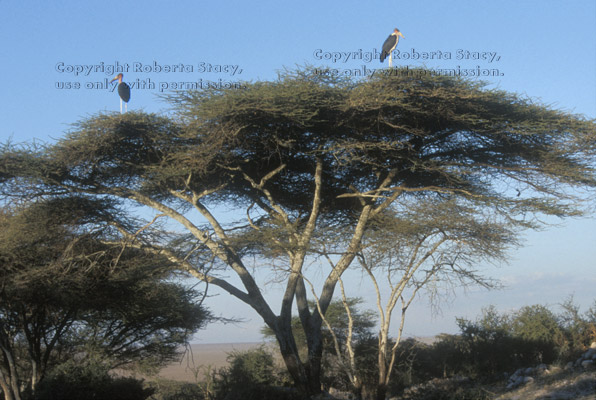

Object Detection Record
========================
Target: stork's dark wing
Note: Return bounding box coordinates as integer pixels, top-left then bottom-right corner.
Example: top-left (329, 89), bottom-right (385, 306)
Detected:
top-left (380, 34), bottom-right (397, 62)
top-left (118, 82), bottom-right (131, 103)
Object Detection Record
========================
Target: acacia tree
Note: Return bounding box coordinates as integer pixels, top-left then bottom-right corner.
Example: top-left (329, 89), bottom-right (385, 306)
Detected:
top-left (0, 198), bottom-right (210, 400)
top-left (1, 68), bottom-right (595, 397)
top-left (312, 196), bottom-right (518, 399)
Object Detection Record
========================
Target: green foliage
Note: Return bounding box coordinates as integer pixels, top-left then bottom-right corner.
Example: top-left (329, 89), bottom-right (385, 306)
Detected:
top-left (429, 333), bottom-right (470, 378)
top-left (32, 360), bottom-right (154, 400)
top-left (410, 299), bottom-right (596, 383)
top-left (148, 379), bottom-right (206, 400)
top-left (174, 67), bottom-right (595, 222)
top-left (262, 298), bottom-right (376, 355)
top-left (384, 339), bottom-right (438, 392)
top-left (511, 305), bottom-right (562, 342)
top-left (558, 296), bottom-right (596, 358)
top-left (445, 305), bottom-right (563, 377)
top-left (325, 336), bottom-right (429, 395)
top-left (224, 346), bottom-right (276, 387)
top-left (4, 68), bottom-right (595, 235)
top-left (510, 305), bottom-right (563, 362)
top-left (212, 347), bottom-right (299, 400)
top-left (0, 199), bottom-right (212, 398)
top-left (398, 378), bottom-right (491, 400)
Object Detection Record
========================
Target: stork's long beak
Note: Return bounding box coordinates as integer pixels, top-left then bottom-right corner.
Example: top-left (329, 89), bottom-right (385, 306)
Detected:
top-left (398, 31), bottom-right (405, 39)
top-left (110, 76), bottom-right (118, 83)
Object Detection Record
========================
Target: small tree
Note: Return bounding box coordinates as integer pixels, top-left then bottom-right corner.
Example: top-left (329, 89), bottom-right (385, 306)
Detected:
top-left (559, 296), bottom-right (596, 358)
top-left (453, 303), bottom-right (570, 377)
top-left (509, 305), bottom-right (564, 363)
top-left (214, 347), bottom-right (297, 400)
top-left (32, 360), bottom-right (154, 400)
top-left (455, 310), bottom-right (520, 377)
top-left (313, 196), bottom-right (516, 399)
top-left (0, 199), bottom-right (211, 400)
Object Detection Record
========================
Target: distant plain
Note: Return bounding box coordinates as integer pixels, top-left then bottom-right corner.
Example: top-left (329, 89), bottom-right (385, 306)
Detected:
top-left (158, 342), bottom-right (269, 382)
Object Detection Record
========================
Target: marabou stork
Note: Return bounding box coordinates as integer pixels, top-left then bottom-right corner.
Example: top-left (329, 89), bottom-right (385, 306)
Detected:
top-left (380, 28), bottom-right (405, 67)
top-left (111, 73), bottom-right (130, 113)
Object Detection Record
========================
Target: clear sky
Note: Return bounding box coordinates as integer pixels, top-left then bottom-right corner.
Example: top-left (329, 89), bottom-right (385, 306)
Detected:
top-left (1, 0), bottom-right (595, 343)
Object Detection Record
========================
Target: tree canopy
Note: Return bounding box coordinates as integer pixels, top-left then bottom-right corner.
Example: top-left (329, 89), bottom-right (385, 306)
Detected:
top-left (0, 198), bottom-right (211, 400)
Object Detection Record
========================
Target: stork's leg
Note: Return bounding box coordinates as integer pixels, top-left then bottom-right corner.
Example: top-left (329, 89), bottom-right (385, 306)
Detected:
top-left (389, 54), bottom-right (393, 68)
top-left (120, 99), bottom-right (123, 114)
top-left (125, 102), bottom-right (127, 113)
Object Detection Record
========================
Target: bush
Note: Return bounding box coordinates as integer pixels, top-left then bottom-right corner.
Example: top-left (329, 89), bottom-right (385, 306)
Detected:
top-left (558, 296), bottom-right (596, 359)
top-left (419, 299), bottom-right (596, 383)
top-left (510, 305), bottom-right (562, 363)
top-left (33, 360), bottom-right (154, 400)
top-left (213, 346), bottom-right (299, 400)
top-left (399, 378), bottom-right (491, 400)
top-left (148, 379), bottom-right (206, 400)
top-left (443, 306), bottom-right (563, 378)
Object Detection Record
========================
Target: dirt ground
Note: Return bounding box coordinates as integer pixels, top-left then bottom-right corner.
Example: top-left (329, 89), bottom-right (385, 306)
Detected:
top-left (493, 369), bottom-right (596, 400)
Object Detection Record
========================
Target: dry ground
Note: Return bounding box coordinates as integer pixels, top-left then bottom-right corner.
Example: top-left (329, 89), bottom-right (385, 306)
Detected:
top-left (492, 368), bottom-right (596, 400)
top-left (158, 342), bottom-right (269, 382)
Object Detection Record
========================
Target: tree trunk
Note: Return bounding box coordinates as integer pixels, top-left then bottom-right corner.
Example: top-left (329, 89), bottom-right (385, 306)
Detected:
top-left (31, 360), bottom-right (40, 392)
top-left (294, 275), bottom-right (324, 397)
top-left (375, 368), bottom-right (389, 400)
top-left (0, 380), bottom-right (20, 400)
top-left (357, 382), bottom-right (387, 400)
top-left (359, 382), bottom-right (376, 400)
top-left (375, 384), bottom-right (388, 400)
top-left (274, 321), bottom-right (322, 398)
top-left (0, 351), bottom-right (22, 400)
top-left (0, 380), bottom-right (15, 400)
top-left (305, 328), bottom-right (323, 395)
top-left (375, 334), bottom-right (389, 400)
top-left (8, 377), bottom-right (21, 400)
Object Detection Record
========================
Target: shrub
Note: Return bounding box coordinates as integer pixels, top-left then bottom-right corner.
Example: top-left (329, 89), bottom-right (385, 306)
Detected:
top-left (399, 378), bottom-right (491, 400)
top-left (213, 346), bottom-right (299, 400)
top-left (148, 379), bottom-right (206, 400)
top-left (33, 360), bottom-right (153, 400)
top-left (509, 304), bottom-right (562, 363)
top-left (424, 300), bottom-right (596, 382)
top-left (558, 296), bottom-right (596, 359)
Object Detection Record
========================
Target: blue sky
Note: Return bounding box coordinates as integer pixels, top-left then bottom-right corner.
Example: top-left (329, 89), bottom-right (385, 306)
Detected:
top-left (1, 0), bottom-right (595, 343)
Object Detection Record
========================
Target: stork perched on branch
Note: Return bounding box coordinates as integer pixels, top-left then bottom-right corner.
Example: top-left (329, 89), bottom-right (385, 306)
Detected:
top-left (380, 28), bottom-right (405, 67)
